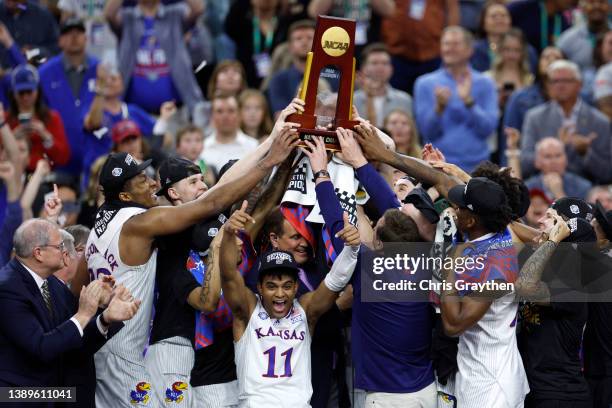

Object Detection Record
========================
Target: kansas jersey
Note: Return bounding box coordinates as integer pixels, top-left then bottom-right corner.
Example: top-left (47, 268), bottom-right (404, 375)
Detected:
top-left (86, 206), bottom-right (157, 363)
top-left (235, 296), bottom-right (312, 408)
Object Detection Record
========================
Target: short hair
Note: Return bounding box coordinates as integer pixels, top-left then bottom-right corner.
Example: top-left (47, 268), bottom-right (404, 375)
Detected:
top-left (258, 267), bottom-right (299, 284)
top-left (176, 125), bottom-right (204, 148)
top-left (376, 209), bottom-right (422, 243)
top-left (288, 19), bottom-right (315, 38)
top-left (360, 42), bottom-right (390, 65)
top-left (535, 136), bottom-right (564, 154)
top-left (13, 219), bottom-right (58, 258)
top-left (65, 224), bottom-right (90, 248)
top-left (442, 26), bottom-right (474, 48)
top-left (547, 59), bottom-right (582, 81)
top-left (60, 229), bottom-right (76, 257)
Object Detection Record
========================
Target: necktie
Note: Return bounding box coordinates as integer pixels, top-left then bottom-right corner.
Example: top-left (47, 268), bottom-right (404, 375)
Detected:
top-left (41, 280), bottom-right (53, 315)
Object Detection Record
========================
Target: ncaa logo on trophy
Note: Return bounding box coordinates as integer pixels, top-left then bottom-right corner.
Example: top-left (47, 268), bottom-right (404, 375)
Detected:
top-left (287, 16), bottom-right (360, 151)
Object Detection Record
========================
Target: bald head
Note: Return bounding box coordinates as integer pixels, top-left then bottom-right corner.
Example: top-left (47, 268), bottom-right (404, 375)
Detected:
top-left (14, 219), bottom-right (59, 258)
top-left (535, 137), bottom-right (567, 174)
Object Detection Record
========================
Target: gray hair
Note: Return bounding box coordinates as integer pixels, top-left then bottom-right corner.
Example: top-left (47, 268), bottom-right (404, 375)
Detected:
top-left (65, 224), bottom-right (91, 248)
top-left (60, 229), bottom-right (76, 257)
top-left (547, 59), bottom-right (582, 81)
top-left (442, 25), bottom-right (474, 49)
top-left (13, 219), bottom-right (58, 258)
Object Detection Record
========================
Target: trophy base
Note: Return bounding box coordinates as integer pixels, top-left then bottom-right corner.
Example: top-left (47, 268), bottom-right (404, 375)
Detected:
top-left (298, 128), bottom-right (341, 151)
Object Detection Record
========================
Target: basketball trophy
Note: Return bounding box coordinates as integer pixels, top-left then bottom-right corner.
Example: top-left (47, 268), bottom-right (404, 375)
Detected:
top-left (287, 16), bottom-right (359, 151)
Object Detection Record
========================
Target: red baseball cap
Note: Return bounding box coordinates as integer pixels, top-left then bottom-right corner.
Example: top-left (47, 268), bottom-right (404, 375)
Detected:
top-left (112, 120), bottom-right (142, 144)
top-left (529, 188), bottom-right (552, 205)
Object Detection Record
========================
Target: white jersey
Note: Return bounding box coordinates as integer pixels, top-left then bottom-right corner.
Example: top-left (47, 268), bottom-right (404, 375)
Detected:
top-left (456, 292), bottom-right (529, 407)
top-left (235, 296), bottom-right (312, 408)
top-left (86, 206), bottom-right (157, 364)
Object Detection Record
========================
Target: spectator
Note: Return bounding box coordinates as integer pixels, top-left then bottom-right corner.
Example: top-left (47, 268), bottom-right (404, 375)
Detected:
top-left (34, 173), bottom-right (82, 227)
top-left (65, 224), bottom-right (90, 256)
top-left (0, 160), bottom-right (22, 266)
top-left (508, 0), bottom-right (573, 53)
top-left (225, 0), bottom-right (289, 87)
top-left (105, 0), bottom-right (205, 116)
top-left (175, 125), bottom-right (216, 187)
top-left (199, 94), bottom-right (259, 175)
top-left (207, 60), bottom-right (248, 101)
top-left (38, 18), bottom-right (99, 177)
top-left (485, 29), bottom-right (534, 98)
top-left (239, 89), bottom-right (273, 141)
top-left (524, 137), bottom-right (593, 199)
top-left (503, 46), bottom-right (563, 136)
top-left (267, 19), bottom-right (315, 117)
top-left (593, 62), bottom-right (612, 119)
top-left (0, 24), bottom-right (27, 96)
top-left (76, 155), bottom-right (105, 229)
top-left (524, 188), bottom-right (552, 228)
top-left (353, 43), bottom-right (412, 129)
top-left (58, 0), bottom-right (118, 64)
top-left (0, 0), bottom-right (60, 68)
top-left (383, 109), bottom-right (422, 158)
top-left (7, 64), bottom-right (71, 172)
top-left (110, 119), bottom-right (165, 171)
top-left (307, 0), bottom-right (395, 54)
top-left (381, 0), bottom-right (460, 93)
top-left (471, 0), bottom-right (538, 73)
top-left (557, 0), bottom-right (609, 72)
top-left (587, 185), bottom-right (612, 209)
top-left (414, 26), bottom-right (498, 172)
top-left (520, 60), bottom-right (611, 182)
top-left (54, 229), bottom-right (78, 285)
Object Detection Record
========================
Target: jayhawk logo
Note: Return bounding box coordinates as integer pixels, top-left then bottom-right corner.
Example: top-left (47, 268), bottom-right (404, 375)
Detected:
top-left (165, 382), bottom-right (188, 403)
top-left (130, 382), bottom-right (151, 405)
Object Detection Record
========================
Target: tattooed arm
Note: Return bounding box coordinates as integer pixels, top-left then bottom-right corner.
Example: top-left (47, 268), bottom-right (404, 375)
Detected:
top-left (514, 210), bottom-right (570, 305)
top-left (187, 231), bottom-right (223, 313)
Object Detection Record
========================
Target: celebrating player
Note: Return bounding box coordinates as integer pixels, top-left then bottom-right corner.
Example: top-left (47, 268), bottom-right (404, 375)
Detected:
top-left (219, 201), bottom-right (360, 407)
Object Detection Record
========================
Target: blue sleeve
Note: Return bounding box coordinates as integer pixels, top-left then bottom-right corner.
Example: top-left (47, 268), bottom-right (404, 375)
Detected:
top-left (4, 44), bottom-right (26, 67)
top-left (0, 201), bottom-right (22, 267)
top-left (128, 105), bottom-right (155, 138)
top-left (414, 77), bottom-right (443, 143)
top-left (464, 78), bottom-right (499, 139)
top-left (503, 91), bottom-right (523, 130)
top-left (315, 180), bottom-right (346, 253)
top-left (355, 163), bottom-right (400, 217)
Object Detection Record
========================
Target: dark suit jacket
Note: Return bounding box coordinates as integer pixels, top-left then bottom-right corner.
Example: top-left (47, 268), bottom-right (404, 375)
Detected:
top-left (0, 259), bottom-right (110, 407)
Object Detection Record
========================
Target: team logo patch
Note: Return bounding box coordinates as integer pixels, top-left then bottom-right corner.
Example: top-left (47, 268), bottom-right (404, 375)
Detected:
top-left (125, 154), bottom-right (135, 165)
top-left (570, 204), bottom-right (580, 214)
top-left (258, 311), bottom-right (269, 320)
top-left (93, 209), bottom-right (118, 237)
top-left (165, 381), bottom-right (188, 403)
top-left (267, 252), bottom-right (292, 265)
top-left (129, 381), bottom-right (151, 405)
top-left (287, 162), bottom-right (308, 194)
top-left (207, 228), bottom-right (219, 237)
top-left (568, 217), bottom-right (578, 233)
top-left (112, 167), bottom-right (123, 177)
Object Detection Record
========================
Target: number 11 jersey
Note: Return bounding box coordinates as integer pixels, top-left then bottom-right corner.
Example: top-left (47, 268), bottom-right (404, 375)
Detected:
top-left (235, 295), bottom-right (312, 407)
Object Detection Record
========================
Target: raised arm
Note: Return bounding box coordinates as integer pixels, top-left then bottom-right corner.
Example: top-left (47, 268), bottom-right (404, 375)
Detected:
top-left (84, 65), bottom-right (109, 131)
top-left (220, 202), bottom-right (258, 338)
top-left (300, 212), bottom-right (360, 332)
top-left (104, 0), bottom-right (124, 29)
top-left (354, 123), bottom-right (460, 198)
top-left (187, 230), bottom-right (223, 313)
top-left (514, 210), bottom-right (569, 305)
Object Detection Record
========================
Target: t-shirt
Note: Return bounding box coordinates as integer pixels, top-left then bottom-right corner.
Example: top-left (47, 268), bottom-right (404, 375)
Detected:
top-left (125, 17), bottom-right (181, 113)
top-left (199, 131), bottom-right (259, 174)
top-left (190, 328), bottom-right (237, 387)
top-left (351, 246), bottom-right (435, 393)
top-left (517, 247), bottom-right (589, 401)
top-left (150, 226), bottom-right (201, 345)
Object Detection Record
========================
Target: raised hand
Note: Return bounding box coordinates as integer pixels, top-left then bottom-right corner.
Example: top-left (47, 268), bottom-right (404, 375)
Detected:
top-left (0, 161), bottom-right (15, 182)
top-left (0, 23), bottom-right (14, 48)
top-left (102, 284), bottom-right (141, 323)
top-left (430, 161), bottom-right (471, 183)
top-left (301, 136), bottom-right (328, 173)
top-left (434, 86), bottom-right (452, 113)
top-left (335, 212), bottom-right (360, 248)
top-left (548, 210), bottom-right (571, 244)
top-left (271, 98), bottom-right (303, 139)
top-left (159, 101), bottom-right (177, 121)
top-left (336, 127), bottom-right (367, 168)
top-left (266, 124), bottom-right (300, 165)
top-left (422, 143), bottom-right (446, 163)
top-left (570, 132), bottom-right (597, 156)
top-left (504, 127), bottom-right (521, 150)
top-left (44, 183), bottom-right (63, 222)
top-left (354, 122), bottom-right (391, 163)
top-left (224, 200), bottom-right (255, 235)
top-left (542, 173), bottom-right (565, 199)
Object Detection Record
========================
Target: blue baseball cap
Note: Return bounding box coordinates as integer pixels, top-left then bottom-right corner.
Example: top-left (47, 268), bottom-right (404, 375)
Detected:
top-left (11, 64), bottom-right (39, 93)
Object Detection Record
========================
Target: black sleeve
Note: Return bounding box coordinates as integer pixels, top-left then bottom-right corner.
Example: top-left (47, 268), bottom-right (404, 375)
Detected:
top-left (173, 267), bottom-right (200, 307)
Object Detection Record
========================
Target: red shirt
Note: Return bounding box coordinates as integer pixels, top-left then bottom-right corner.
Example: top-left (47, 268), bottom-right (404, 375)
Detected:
top-left (7, 110), bottom-right (71, 171)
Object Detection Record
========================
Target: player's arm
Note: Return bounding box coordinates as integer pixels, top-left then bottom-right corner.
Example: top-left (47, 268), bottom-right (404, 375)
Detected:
top-left (301, 213), bottom-right (360, 332)
top-left (354, 123), bottom-right (460, 198)
top-left (186, 231), bottom-right (223, 313)
top-left (514, 211), bottom-right (570, 305)
top-left (220, 202), bottom-right (258, 333)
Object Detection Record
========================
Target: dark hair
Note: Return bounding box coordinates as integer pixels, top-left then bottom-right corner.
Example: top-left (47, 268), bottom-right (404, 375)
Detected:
top-left (593, 30), bottom-right (612, 69)
top-left (359, 42), bottom-right (390, 66)
top-left (476, 205), bottom-right (514, 233)
top-left (259, 207), bottom-right (286, 250)
top-left (477, 0), bottom-right (509, 38)
top-left (288, 19), bottom-right (315, 38)
top-left (176, 125), bottom-right (203, 148)
top-left (207, 60), bottom-right (247, 100)
top-left (258, 267), bottom-right (299, 284)
top-left (376, 209), bottom-right (422, 243)
top-left (471, 161), bottom-right (525, 219)
top-left (9, 86), bottom-right (50, 122)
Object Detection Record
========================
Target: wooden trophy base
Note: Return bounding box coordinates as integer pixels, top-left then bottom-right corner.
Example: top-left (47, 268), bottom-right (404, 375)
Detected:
top-left (288, 113), bottom-right (359, 151)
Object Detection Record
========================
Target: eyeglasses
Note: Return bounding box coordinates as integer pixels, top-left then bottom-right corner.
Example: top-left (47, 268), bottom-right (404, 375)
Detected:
top-left (39, 242), bottom-right (66, 252)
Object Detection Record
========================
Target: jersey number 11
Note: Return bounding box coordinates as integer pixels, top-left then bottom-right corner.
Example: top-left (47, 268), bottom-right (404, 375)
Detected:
top-left (262, 346), bottom-right (293, 378)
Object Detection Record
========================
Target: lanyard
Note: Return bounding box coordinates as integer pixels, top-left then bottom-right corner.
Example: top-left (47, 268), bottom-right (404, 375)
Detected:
top-left (539, 1), bottom-right (561, 49)
top-left (344, 0), bottom-right (367, 20)
top-left (253, 16), bottom-right (276, 54)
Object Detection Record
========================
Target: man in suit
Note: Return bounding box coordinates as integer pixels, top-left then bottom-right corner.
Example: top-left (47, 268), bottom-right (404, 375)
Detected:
top-left (0, 218), bottom-right (140, 407)
top-left (521, 59), bottom-right (611, 183)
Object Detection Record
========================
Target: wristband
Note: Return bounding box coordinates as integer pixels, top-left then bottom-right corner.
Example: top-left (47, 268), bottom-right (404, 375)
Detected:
top-left (313, 170), bottom-right (330, 180)
top-left (324, 245), bottom-right (359, 292)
